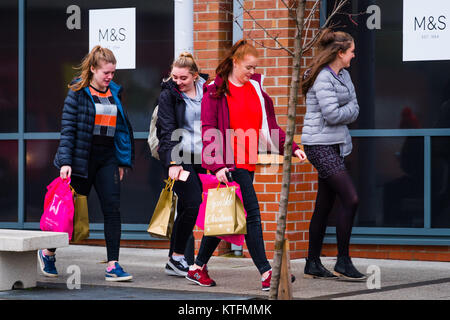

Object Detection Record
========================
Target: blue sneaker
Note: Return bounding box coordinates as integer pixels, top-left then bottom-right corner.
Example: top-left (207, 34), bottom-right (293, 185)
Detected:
top-left (105, 262), bottom-right (133, 282)
top-left (37, 250), bottom-right (58, 277)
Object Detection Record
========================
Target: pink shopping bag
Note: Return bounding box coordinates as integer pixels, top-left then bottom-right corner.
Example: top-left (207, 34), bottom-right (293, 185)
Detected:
top-left (196, 173), bottom-right (247, 246)
top-left (39, 177), bottom-right (74, 240)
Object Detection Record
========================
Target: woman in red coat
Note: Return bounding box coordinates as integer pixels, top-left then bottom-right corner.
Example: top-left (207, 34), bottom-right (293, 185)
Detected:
top-left (185, 40), bottom-right (307, 291)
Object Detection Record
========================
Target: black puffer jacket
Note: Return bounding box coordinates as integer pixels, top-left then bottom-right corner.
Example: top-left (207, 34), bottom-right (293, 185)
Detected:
top-left (156, 73), bottom-right (209, 168)
top-left (54, 81), bottom-right (135, 178)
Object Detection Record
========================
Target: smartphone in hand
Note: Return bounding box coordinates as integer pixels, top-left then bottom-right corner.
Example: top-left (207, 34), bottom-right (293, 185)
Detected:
top-left (225, 171), bottom-right (233, 182)
top-left (178, 170), bottom-right (190, 182)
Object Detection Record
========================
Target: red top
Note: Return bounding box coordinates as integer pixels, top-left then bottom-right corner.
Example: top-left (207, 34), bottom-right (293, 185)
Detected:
top-left (226, 80), bottom-right (262, 172)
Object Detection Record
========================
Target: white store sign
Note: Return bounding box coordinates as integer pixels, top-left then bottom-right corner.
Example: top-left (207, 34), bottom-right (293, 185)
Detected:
top-left (89, 8), bottom-right (136, 69)
top-left (403, 0), bottom-right (450, 61)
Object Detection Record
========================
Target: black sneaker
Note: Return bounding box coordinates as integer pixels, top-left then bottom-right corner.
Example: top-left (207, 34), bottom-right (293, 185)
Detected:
top-left (167, 256), bottom-right (189, 277)
top-left (165, 263), bottom-right (179, 276)
top-left (333, 256), bottom-right (367, 281)
top-left (304, 257), bottom-right (338, 279)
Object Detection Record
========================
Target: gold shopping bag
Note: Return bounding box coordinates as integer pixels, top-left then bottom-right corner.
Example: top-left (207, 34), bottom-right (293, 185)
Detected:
top-left (147, 178), bottom-right (177, 239)
top-left (234, 189), bottom-right (246, 235)
top-left (69, 185), bottom-right (90, 243)
top-left (204, 183), bottom-right (246, 236)
top-left (72, 192), bottom-right (90, 243)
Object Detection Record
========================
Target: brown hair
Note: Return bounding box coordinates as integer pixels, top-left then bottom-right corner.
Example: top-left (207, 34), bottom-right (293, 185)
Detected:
top-left (301, 29), bottom-right (354, 94)
top-left (215, 39), bottom-right (259, 97)
top-left (68, 45), bottom-right (117, 91)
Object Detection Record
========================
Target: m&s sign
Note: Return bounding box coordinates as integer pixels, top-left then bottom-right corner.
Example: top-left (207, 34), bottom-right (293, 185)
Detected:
top-left (89, 8), bottom-right (136, 69)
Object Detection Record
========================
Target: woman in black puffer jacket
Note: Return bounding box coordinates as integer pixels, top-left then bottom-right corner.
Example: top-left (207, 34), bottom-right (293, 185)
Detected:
top-left (38, 46), bottom-right (135, 282)
top-left (156, 52), bottom-right (209, 279)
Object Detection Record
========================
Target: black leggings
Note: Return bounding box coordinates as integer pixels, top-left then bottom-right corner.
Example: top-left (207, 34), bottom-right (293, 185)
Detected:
top-left (168, 163), bottom-right (206, 256)
top-left (308, 170), bottom-right (359, 259)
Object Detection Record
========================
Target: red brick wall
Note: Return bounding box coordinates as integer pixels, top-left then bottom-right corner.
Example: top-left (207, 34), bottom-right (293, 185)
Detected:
top-left (194, 0), bottom-right (233, 78)
top-left (323, 244), bottom-right (450, 262)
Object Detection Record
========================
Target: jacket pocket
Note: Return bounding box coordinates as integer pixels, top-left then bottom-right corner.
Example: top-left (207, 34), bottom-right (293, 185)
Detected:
top-left (318, 117), bottom-right (325, 133)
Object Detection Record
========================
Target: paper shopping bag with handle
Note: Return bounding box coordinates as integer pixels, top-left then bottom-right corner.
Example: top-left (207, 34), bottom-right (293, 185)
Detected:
top-left (196, 174), bottom-right (247, 245)
top-left (71, 187), bottom-right (90, 243)
top-left (147, 178), bottom-right (177, 239)
top-left (204, 183), bottom-right (246, 237)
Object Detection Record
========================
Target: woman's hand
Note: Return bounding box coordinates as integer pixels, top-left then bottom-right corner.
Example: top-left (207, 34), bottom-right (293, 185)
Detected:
top-left (60, 165), bottom-right (72, 179)
top-left (215, 167), bottom-right (229, 184)
top-left (295, 149), bottom-right (307, 163)
top-left (119, 167), bottom-right (125, 181)
top-left (168, 165), bottom-right (183, 181)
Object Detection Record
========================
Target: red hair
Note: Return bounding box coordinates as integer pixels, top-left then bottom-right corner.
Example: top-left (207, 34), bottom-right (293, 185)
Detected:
top-left (215, 39), bottom-right (259, 97)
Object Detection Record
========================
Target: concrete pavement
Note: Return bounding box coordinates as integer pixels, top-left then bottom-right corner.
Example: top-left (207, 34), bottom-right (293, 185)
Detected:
top-left (1, 244), bottom-right (450, 300)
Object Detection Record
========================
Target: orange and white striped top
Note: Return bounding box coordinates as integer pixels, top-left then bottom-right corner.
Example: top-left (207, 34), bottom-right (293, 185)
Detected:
top-left (89, 86), bottom-right (117, 145)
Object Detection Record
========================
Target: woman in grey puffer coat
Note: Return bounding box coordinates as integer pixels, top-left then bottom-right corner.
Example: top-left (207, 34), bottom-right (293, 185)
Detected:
top-left (301, 29), bottom-right (366, 281)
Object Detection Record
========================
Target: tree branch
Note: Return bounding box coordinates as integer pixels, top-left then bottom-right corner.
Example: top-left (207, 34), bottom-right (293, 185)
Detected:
top-left (302, 0), bottom-right (349, 53)
top-left (235, 0), bottom-right (294, 56)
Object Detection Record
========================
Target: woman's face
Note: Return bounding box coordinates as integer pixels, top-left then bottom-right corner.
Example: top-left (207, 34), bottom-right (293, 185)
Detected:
top-left (171, 67), bottom-right (197, 93)
top-left (232, 54), bottom-right (258, 84)
top-left (339, 41), bottom-right (355, 68)
top-left (90, 60), bottom-right (116, 90)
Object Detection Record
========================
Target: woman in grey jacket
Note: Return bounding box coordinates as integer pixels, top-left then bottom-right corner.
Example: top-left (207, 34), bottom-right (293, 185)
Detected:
top-left (301, 29), bottom-right (365, 281)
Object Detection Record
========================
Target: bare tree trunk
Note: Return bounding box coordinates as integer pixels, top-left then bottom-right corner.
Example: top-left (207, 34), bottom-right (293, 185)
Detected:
top-left (269, 0), bottom-right (306, 300)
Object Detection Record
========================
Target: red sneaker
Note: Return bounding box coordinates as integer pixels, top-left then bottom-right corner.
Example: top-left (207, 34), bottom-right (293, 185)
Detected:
top-left (261, 270), bottom-right (272, 291)
top-left (186, 265), bottom-right (216, 287)
top-left (261, 270), bottom-right (296, 291)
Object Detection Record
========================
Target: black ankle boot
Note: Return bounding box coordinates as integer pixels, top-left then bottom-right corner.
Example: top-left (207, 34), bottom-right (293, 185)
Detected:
top-left (304, 257), bottom-right (338, 279)
top-left (333, 256), bottom-right (367, 281)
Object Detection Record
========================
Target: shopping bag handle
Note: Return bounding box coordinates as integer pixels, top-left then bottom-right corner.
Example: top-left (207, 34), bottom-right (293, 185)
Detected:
top-left (216, 182), bottom-right (229, 190)
top-left (164, 177), bottom-right (176, 191)
top-left (62, 177), bottom-right (71, 185)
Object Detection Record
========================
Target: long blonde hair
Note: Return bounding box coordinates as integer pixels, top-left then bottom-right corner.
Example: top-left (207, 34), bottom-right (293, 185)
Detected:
top-left (68, 45), bottom-right (117, 91)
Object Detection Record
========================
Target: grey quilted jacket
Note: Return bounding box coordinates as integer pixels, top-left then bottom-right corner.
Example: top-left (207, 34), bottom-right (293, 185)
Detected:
top-left (301, 67), bottom-right (359, 157)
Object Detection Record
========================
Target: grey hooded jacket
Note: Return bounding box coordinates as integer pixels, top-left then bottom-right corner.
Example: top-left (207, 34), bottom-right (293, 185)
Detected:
top-left (301, 67), bottom-right (359, 157)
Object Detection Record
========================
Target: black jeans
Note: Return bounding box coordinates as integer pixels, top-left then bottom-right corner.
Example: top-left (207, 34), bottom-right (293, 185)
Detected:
top-left (50, 145), bottom-right (122, 262)
top-left (195, 168), bottom-right (271, 275)
top-left (169, 162), bottom-right (206, 256)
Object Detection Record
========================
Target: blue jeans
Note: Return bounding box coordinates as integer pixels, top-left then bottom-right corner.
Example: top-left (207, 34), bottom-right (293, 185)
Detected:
top-left (195, 168), bottom-right (271, 275)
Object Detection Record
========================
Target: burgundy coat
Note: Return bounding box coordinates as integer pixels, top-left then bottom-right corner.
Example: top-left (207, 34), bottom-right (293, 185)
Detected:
top-left (201, 73), bottom-right (300, 173)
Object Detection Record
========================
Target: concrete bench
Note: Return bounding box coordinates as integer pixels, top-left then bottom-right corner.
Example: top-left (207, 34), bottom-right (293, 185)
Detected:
top-left (0, 229), bottom-right (68, 291)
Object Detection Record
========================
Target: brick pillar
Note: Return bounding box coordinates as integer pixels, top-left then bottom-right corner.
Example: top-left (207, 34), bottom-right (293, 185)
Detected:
top-left (194, 0), bottom-right (233, 78)
top-left (240, 0), bottom-right (321, 260)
